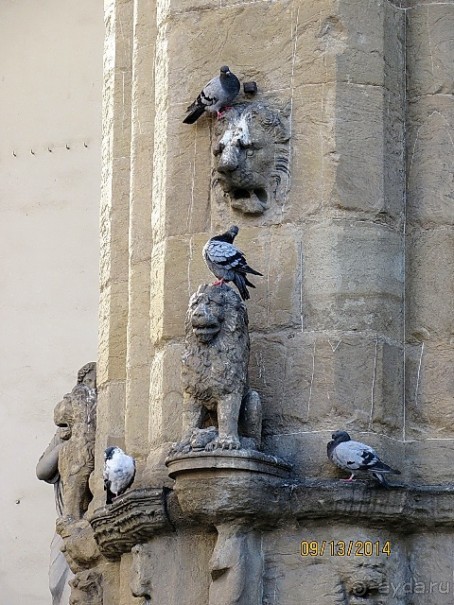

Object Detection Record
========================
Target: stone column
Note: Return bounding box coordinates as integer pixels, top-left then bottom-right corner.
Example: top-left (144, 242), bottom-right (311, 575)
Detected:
top-left (404, 3), bottom-right (454, 602)
top-left (405, 0), bottom-right (454, 483)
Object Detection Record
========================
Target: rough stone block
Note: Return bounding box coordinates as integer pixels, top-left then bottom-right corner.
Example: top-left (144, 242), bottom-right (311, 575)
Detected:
top-left (332, 83), bottom-right (404, 220)
top-left (405, 342), bottom-right (454, 439)
top-left (290, 0), bottom-right (404, 88)
top-left (238, 226), bottom-right (300, 332)
top-left (149, 343), bottom-right (185, 446)
top-left (250, 331), bottom-right (403, 441)
top-left (406, 97), bottom-right (454, 227)
top-left (405, 439), bottom-right (454, 485)
top-left (127, 259), bottom-right (151, 363)
top-left (264, 525), bottom-right (405, 605)
top-left (161, 110), bottom-right (212, 239)
top-left (166, 1), bottom-right (294, 110)
top-left (150, 234), bottom-right (209, 343)
top-left (406, 227), bottom-right (454, 342)
top-left (407, 533), bottom-right (454, 605)
top-left (301, 220), bottom-right (403, 335)
top-left (98, 281), bottom-right (128, 384)
top-left (289, 84), bottom-right (338, 220)
top-left (407, 4), bottom-right (454, 97)
top-left (100, 156), bottom-right (131, 287)
top-left (125, 362), bottom-right (151, 458)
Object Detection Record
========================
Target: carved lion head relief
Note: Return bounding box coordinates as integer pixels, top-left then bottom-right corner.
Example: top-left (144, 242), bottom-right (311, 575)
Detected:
top-left (212, 101), bottom-right (290, 215)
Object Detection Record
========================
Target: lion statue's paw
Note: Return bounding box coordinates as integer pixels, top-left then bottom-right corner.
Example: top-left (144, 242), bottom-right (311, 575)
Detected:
top-left (205, 435), bottom-right (242, 452)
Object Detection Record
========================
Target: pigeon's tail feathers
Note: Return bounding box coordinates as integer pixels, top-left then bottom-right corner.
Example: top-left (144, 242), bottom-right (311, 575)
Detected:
top-left (183, 105), bottom-right (205, 124)
top-left (372, 460), bottom-right (401, 475)
top-left (371, 472), bottom-right (391, 488)
top-left (233, 273), bottom-right (250, 301)
top-left (243, 275), bottom-right (257, 289)
top-left (244, 264), bottom-right (263, 277)
top-left (104, 480), bottom-right (114, 505)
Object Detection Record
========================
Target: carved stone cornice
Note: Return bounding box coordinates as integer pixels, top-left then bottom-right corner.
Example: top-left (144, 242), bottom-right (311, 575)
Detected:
top-left (279, 480), bottom-right (454, 531)
top-left (166, 450), bottom-right (454, 531)
top-left (89, 488), bottom-right (172, 560)
top-left (90, 477), bottom-right (454, 563)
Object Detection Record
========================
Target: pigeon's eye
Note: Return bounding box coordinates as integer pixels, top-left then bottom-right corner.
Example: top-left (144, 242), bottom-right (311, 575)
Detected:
top-left (246, 149), bottom-right (254, 157)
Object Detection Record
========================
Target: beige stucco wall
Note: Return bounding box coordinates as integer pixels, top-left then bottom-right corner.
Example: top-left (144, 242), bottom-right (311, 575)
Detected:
top-left (0, 2), bottom-right (103, 603)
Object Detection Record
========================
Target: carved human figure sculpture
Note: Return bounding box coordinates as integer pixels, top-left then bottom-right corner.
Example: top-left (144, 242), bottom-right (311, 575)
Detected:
top-left (36, 363), bottom-right (96, 605)
top-left (213, 101), bottom-right (290, 215)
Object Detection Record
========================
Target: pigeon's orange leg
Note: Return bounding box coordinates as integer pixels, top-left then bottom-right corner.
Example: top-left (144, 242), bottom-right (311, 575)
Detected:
top-left (212, 278), bottom-right (225, 286)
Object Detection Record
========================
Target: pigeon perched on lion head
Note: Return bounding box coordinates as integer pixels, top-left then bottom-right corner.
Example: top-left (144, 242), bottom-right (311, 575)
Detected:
top-left (183, 66), bottom-right (240, 124)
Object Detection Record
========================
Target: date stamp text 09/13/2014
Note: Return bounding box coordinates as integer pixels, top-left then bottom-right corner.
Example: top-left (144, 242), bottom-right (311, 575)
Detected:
top-left (300, 540), bottom-right (392, 558)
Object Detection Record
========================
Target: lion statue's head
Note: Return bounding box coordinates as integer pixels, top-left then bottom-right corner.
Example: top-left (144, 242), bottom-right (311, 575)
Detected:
top-left (186, 283), bottom-right (249, 345)
top-left (213, 101), bottom-right (290, 215)
top-left (182, 284), bottom-right (250, 400)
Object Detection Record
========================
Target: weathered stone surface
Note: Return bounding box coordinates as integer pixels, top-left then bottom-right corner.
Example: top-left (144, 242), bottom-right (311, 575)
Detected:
top-left (406, 342), bottom-right (454, 440)
top-left (167, 2), bottom-right (294, 108)
top-left (301, 220), bottom-right (403, 335)
top-left (407, 4), bottom-right (454, 97)
top-left (129, 533), bottom-right (215, 605)
top-left (406, 99), bottom-right (454, 228)
top-left (407, 533), bottom-right (454, 605)
top-left (406, 228), bottom-right (454, 342)
top-left (148, 343), bottom-right (185, 446)
top-left (249, 332), bottom-right (403, 442)
top-left (405, 440), bottom-right (454, 484)
top-left (264, 525), bottom-right (406, 605)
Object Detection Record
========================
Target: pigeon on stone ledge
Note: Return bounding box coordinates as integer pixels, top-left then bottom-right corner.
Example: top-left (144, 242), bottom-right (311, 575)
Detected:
top-left (203, 225), bottom-right (263, 301)
top-left (183, 66), bottom-right (240, 124)
top-left (327, 430), bottom-right (401, 487)
top-left (103, 446), bottom-right (136, 505)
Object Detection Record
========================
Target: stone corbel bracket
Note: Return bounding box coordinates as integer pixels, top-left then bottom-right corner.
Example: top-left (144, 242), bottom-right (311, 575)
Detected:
top-left (90, 488), bottom-right (172, 560)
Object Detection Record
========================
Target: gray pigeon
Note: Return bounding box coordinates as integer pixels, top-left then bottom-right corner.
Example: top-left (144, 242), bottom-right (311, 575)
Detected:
top-left (183, 66), bottom-right (240, 124)
top-left (103, 446), bottom-right (136, 504)
top-left (203, 225), bottom-right (263, 301)
top-left (327, 430), bottom-right (401, 487)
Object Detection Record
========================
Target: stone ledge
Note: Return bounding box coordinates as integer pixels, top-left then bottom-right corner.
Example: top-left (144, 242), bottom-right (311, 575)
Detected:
top-left (267, 479), bottom-right (454, 530)
top-left (89, 480), bottom-right (454, 560)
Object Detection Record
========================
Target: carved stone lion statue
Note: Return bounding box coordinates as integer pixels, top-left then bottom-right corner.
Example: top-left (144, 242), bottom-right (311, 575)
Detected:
top-left (174, 284), bottom-right (261, 453)
top-left (212, 101), bottom-right (290, 215)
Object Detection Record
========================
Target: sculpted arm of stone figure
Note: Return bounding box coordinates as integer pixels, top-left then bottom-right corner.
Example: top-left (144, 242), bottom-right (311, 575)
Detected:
top-left (36, 431), bottom-right (67, 484)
